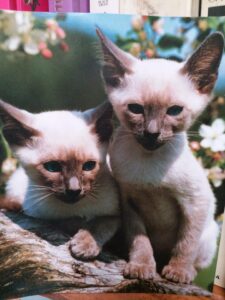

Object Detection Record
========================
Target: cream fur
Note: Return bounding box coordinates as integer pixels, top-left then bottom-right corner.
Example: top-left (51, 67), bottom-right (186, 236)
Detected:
top-left (5, 109), bottom-right (119, 220)
top-left (110, 59), bottom-right (210, 125)
top-left (16, 111), bottom-right (104, 166)
top-left (110, 129), bottom-right (218, 263)
top-left (100, 34), bottom-right (222, 283)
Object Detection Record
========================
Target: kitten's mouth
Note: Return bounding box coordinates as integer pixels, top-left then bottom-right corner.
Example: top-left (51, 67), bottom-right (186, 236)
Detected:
top-left (57, 193), bottom-right (84, 205)
top-left (136, 137), bottom-right (164, 151)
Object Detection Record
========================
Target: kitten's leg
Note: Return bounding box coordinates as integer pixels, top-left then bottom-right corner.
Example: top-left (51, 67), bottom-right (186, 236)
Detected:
top-left (0, 195), bottom-right (22, 211)
top-left (123, 199), bottom-right (158, 280)
top-left (162, 187), bottom-right (216, 284)
top-left (69, 216), bottom-right (120, 260)
top-left (58, 217), bottom-right (86, 235)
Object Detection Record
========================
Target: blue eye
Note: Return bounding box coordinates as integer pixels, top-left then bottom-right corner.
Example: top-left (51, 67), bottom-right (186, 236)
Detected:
top-left (128, 103), bottom-right (144, 114)
top-left (167, 105), bottom-right (183, 116)
top-left (82, 161), bottom-right (96, 171)
top-left (44, 161), bottom-right (62, 172)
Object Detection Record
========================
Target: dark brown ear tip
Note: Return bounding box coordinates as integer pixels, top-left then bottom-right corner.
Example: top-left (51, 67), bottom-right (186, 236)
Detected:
top-left (100, 101), bottom-right (113, 117)
top-left (207, 32), bottom-right (224, 48)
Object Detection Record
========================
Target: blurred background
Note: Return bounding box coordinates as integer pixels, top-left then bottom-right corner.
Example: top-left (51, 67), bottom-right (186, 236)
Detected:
top-left (0, 12), bottom-right (224, 291)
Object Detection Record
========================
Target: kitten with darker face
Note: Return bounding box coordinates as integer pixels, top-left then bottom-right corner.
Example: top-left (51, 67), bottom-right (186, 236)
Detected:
top-left (0, 100), bottom-right (120, 259)
top-left (97, 29), bottom-right (224, 283)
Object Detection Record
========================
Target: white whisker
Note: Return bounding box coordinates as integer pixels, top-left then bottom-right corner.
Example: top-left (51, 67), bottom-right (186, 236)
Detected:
top-left (23, 192), bottom-right (54, 211)
top-left (28, 184), bottom-right (49, 188)
top-left (27, 187), bottom-right (50, 192)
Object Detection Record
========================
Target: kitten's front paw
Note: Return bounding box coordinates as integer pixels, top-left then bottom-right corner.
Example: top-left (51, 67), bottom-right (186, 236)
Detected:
top-left (0, 197), bottom-right (22, 212)
top-left (124, 262), bottom-right (159, 280)
top-left (69, 229), bottom-right (101, 260)
top-left (162, 263), bottom-right (197, 284)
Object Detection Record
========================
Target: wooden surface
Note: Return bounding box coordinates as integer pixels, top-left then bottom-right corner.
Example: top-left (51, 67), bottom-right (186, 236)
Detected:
top-left (0, 210), bottom-right (215, 299)
top-left (43, 294), bottom-right (224, 300)
top-left (213, 285), bottom-right (225, 298)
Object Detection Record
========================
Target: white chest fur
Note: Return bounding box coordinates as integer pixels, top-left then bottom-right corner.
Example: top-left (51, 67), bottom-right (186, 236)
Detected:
top-left (110, 128), bottom-right (189, 188)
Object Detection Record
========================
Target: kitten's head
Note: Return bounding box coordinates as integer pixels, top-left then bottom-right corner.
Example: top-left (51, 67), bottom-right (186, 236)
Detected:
top-left (0, 100), bottom-right (113, 204)
top-left (97, 29), bottom-right (224, 151)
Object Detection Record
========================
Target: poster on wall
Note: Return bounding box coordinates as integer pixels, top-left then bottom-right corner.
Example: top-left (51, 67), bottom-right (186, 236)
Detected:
top-left (0, 11), bottom-right (224, 299)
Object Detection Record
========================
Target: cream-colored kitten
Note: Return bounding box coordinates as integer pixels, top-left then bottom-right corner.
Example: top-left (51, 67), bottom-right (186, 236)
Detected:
top-left (0, 100), bottom-right (120, 259)
top-left (97, 29), bottom-right (224, 283)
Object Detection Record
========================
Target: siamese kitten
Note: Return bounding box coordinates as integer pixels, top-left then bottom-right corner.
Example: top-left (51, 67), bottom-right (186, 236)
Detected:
top-left (0, 100), bottom-right (120, 259)
top-left (97, 29), bottom-right (224, 283)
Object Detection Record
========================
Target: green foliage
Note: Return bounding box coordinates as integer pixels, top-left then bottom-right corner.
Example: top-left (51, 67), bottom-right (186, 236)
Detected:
top-left (158, 34), bottom-right (184, 50)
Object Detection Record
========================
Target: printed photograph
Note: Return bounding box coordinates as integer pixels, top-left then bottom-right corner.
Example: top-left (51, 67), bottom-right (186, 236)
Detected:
top-left (0, 12), bottom-right (224, 298)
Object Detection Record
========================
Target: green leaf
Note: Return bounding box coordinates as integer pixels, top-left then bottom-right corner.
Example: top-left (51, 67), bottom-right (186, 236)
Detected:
top-left (0, 129), bottom-right (11, 162)
top-left (148, 16), bottom-right (160, 25)
top-left (115, 36), bottom-right (138, 48)
top-left (158, 35), bottom-right (184, 49)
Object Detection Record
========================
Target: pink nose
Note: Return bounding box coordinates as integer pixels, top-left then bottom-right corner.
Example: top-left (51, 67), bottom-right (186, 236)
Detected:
top-left (69, 177), bottom-right (80, 191)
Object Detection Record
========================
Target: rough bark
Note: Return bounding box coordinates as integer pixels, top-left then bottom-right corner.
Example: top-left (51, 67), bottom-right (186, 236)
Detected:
top-left (0, 210), bottom-right (212, 299)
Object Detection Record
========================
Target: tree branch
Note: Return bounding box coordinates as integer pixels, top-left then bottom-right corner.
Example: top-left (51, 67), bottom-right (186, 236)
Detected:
top-left (0, 211), bottom-right (212, 299)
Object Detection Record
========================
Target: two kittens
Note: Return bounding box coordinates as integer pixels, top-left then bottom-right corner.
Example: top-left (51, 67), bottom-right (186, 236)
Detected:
top-left (0, 29), bottom-right (224, 284)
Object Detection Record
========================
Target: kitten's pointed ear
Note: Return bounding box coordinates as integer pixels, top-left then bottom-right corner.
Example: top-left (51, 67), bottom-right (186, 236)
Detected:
top-left (84, 102), bottom-right (113, 143)
top-left (181, 32), bottom-right (224, 94)
top-left (96, 27), bottom-right (136, 88)
top-left (0, 100), bottom-right (40, 146)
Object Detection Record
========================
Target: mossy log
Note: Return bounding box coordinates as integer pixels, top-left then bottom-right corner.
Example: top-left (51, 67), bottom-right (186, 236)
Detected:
top-left (0, 210), bottom-right (212, 299)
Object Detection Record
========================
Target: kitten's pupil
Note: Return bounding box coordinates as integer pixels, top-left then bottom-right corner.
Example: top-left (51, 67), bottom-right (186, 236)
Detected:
top-left (128, 103), bottom-right (144, 114)
top-left (167, 105), bottom-right (183, 116)
top-left (44, 161), bottom-right (62, 173)
top-left (82, 161), bottom-right (96, 171)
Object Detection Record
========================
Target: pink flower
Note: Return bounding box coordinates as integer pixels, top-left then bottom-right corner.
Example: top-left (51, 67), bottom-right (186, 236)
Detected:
top-left (131, 16), bottom-right (144, 31)
top-left (41, 48), bottom-right (53, 59)
top-left (55, 27), bottom-right (66, 39)
top-left (38, 41), bottom-right (47, 50)
top-left (190, 141), bottom-right (200, 151)
top-left (145, 49), bottom-right (154, 58)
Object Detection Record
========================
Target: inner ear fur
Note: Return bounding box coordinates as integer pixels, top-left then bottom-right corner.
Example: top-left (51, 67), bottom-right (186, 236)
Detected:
top-left (96, 28), bottom-right (135, 88)
top-left (181, 32), bottom-right (224, 94)
top-left (0, 100), bottom-right (40, 147)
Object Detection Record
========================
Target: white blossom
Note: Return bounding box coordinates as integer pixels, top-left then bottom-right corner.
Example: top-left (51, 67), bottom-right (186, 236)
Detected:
top-left (199, 119), bottom-right (225, 152)
top-left (2, 36), bottom-right (20, 51)
top-left (1, 158), bottom-right (17, 175)
top-left (0, 12), bottom-right (66, 57)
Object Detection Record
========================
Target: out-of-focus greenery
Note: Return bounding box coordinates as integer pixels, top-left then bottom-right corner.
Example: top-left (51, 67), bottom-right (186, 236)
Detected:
top-left (116, 16), bottom-right (225, 59)
top-left (0, 12), bottom-right (68, 58)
